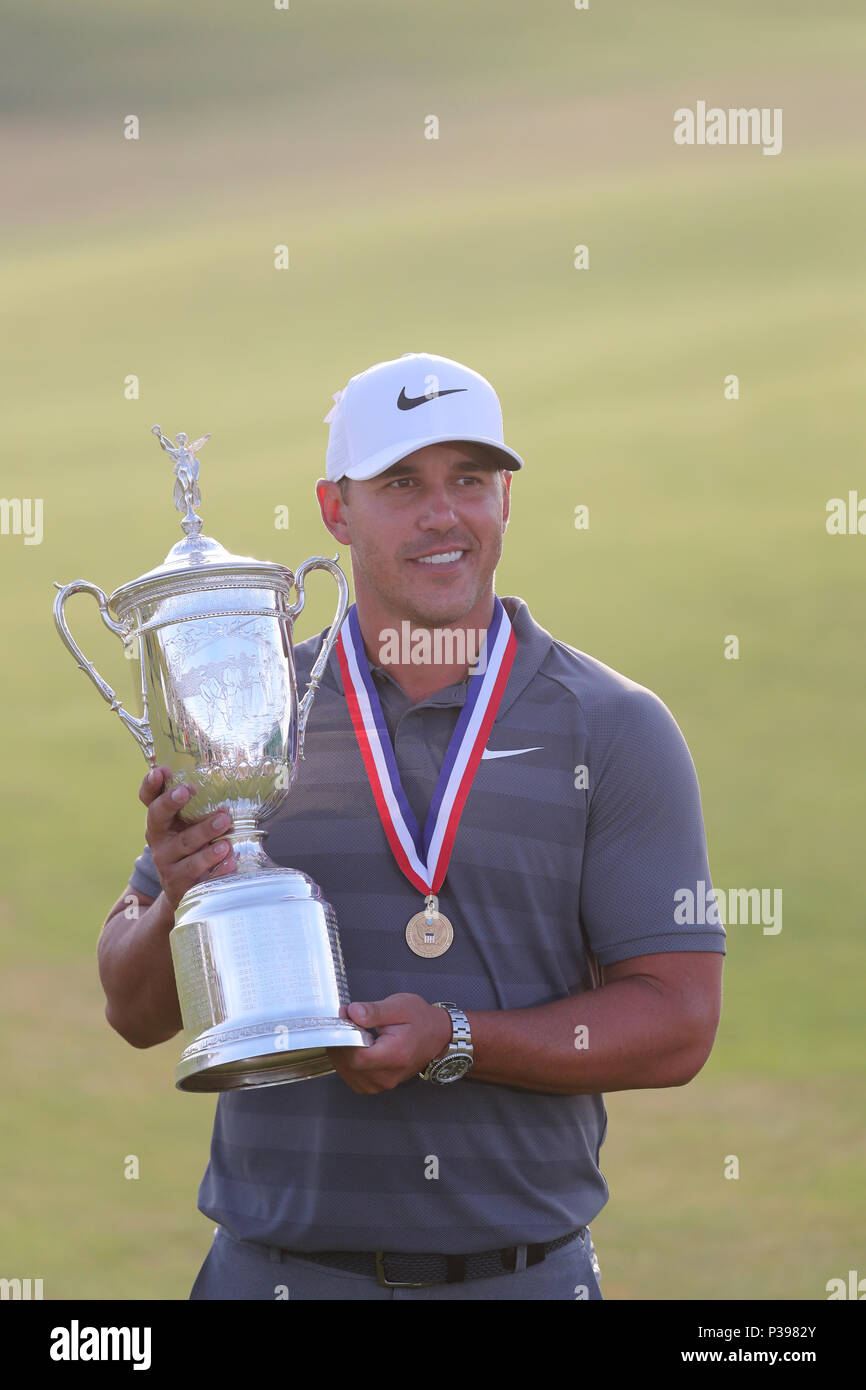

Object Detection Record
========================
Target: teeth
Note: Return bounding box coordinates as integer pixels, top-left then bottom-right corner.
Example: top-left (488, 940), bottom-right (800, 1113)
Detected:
top-left (416, 550), bottom-right (464, 565)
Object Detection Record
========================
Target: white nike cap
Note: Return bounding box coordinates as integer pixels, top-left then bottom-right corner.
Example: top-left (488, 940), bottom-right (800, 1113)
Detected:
top-left (323, 352), bottom-right (524, 482)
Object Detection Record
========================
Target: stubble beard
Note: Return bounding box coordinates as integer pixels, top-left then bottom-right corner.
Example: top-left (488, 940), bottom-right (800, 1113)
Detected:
top-left (354, 533), bottom-right (501, 631)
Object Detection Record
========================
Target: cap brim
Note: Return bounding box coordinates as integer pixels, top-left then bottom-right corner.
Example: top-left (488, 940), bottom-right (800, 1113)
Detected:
top-left (338, 434), bottom-right (524, 481)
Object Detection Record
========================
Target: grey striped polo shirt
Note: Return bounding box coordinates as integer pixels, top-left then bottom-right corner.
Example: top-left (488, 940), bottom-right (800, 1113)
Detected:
top-left (129, 592), bottom-right (725, 1253)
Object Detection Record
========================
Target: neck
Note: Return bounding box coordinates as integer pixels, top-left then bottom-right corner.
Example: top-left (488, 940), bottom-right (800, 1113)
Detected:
top-left (354, 590), bottom-right (497, 703)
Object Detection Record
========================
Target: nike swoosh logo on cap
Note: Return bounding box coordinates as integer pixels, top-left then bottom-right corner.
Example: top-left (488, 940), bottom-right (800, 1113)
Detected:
top-left (397, 387), bottom-right (468, 410)
top-left (480, 746), bottom-right (544, 760)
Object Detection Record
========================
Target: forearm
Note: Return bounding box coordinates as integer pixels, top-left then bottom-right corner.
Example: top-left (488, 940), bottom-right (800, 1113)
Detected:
top-left (98, 895), bottom-right (183, 1049)
top-left (466, 976), bottom-right (713, 1095)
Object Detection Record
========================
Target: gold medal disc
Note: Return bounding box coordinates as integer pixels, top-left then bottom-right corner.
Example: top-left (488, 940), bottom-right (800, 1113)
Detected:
top-left (405, 911), bottom-right (454, 958)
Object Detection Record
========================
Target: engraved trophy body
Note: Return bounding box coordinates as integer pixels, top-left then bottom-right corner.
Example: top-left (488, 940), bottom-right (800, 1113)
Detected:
top-left (53, 427), bottom-right (370, 1090)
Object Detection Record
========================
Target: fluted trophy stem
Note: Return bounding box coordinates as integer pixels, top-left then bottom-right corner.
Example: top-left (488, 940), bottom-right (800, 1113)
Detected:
top-left (228, 821), bottom-right (272, 874)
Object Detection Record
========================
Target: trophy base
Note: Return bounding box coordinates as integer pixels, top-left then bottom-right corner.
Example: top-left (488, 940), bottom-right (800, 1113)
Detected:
top-left (170, 866), bottom-right (371, 1093)
top-left (174, 1018), bottom-right (370, 1091)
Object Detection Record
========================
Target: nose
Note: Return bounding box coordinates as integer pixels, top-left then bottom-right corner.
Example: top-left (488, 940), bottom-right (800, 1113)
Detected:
top-left (417, 482), bottom-right (458, 528)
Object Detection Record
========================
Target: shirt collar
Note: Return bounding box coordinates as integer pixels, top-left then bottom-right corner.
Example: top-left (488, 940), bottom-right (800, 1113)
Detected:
top-left (321, 594), bottom-right (554, 718)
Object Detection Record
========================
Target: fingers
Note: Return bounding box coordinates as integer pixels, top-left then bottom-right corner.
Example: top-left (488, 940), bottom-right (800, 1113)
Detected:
top-left (160, 838), bottom-right (237, 908)
top-left (144, 777), bottom-right (231, 857)
top-left (138, 765), bottom-right (171, 807)
top-left (139, 767), bottom-right (237, 910)
top-left (144, 774), bottom-right (200, 837)
top-left (326, 1046), bottom-right (385, 1095)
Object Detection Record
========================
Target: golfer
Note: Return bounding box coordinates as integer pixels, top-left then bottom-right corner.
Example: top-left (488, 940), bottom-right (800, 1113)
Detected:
top-left (98, 351), bottom-right (725, 1300)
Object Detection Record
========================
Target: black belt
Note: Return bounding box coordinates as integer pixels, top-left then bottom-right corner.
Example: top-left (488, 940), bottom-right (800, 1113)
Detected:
top-left (251, 1227), bottom-right (584, 1288)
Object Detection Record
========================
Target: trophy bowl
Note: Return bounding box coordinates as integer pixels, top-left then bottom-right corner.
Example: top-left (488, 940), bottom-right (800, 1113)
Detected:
top-left (53, 427), bottom-right (371, 1090)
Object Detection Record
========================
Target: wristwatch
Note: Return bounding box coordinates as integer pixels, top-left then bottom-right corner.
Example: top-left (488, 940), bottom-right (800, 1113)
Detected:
top-left (418, 1003), bottom-right (474, 1084)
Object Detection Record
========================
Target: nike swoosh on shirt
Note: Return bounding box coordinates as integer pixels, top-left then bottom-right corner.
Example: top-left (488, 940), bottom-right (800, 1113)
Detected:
top-left (480, 746), bottom-right (544, 760)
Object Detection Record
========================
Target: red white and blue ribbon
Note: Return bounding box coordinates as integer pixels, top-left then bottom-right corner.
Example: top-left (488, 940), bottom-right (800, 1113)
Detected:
top-left (336, 596), bottom-right (516, 900)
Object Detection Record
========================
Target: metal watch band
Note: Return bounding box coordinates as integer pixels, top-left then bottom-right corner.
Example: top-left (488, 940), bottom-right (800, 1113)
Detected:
top-left (419, 1002), bottom-right (474, 1083)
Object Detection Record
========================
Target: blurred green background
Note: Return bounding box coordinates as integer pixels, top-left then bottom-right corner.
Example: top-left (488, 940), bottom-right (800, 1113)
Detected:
top-left (1, 1), bottom-right (863, 1300)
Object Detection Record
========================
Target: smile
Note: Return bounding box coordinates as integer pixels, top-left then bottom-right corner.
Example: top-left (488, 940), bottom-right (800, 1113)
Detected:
top-left (412, 550), bottom-right (467, 566)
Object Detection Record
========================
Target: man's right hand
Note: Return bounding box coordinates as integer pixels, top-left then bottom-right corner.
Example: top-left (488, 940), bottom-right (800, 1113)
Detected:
top-left (140, 765), bottom-right (237, 912)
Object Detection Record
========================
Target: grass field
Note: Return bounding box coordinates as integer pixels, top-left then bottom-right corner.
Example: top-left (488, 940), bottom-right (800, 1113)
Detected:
top-left (1, 3), bottom-right (864, 1300)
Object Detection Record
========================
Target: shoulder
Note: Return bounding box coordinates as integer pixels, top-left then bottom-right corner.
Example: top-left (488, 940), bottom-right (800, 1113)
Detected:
top-left (550, 639), bottom-right (682, 744)
top-left (511, 595), bottom-right (684, 744)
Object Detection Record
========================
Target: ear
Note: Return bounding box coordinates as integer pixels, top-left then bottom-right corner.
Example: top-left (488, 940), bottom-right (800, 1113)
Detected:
top-left (316, 478), bottom-right (351, 546)
top-left (501, 470), bottom-right (512, 529)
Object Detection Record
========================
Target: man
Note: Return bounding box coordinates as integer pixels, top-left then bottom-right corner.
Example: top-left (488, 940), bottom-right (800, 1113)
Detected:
top-left (98, 351), bottom-right (725, 1300)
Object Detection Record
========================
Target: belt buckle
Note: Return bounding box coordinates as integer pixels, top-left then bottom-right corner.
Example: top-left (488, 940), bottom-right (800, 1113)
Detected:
top-left (375, 1251), bottom-right (437, 1289)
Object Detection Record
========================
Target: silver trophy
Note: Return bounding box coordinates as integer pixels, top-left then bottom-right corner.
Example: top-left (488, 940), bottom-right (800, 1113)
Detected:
top-left (53, 426), bottom-right (371, 1090)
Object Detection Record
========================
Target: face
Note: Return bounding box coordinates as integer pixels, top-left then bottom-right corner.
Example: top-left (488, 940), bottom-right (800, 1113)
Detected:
top-left (316, 442), bottom-right (512, 628)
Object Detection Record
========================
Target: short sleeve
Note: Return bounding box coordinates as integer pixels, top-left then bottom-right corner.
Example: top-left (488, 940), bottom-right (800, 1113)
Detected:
top-left (129, 843), bottom-right (162, 901)
top-left (579, 685), bottom-right (726, 965)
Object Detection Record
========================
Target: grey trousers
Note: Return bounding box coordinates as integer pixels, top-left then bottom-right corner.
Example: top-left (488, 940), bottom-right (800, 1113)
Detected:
top-left (190, 1224), bottom-right (603, 1301)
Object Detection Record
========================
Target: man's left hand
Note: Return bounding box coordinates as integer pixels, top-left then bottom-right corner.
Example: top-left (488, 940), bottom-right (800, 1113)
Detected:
top-left (326, 994), bottom-right (453, 1094)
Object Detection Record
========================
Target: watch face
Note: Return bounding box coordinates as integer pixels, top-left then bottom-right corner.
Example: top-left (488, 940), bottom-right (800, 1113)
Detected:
top-left (433, 1056), bottom-right (471, 1083)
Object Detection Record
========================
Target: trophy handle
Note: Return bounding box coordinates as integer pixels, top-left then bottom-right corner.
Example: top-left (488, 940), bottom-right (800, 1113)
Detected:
top-left (288, 555), bottom-right (349, 761)
top-left (52, 580), bottom-right (155, 764)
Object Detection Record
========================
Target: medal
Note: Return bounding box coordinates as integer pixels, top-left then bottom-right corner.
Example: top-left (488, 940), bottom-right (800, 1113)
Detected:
top-left (405, 894), bottom-right (454, 958)
top-left (337, 598), bottom-right (517, 955)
